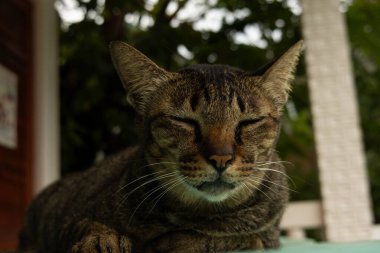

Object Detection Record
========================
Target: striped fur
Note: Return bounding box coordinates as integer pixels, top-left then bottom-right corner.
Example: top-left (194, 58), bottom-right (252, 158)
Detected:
top-left (18, 41), bottom-right (302, 253)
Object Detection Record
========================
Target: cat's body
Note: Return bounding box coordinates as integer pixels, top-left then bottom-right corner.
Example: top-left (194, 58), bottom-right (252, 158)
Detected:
top-left (18, 41), bottom-right (302, 253)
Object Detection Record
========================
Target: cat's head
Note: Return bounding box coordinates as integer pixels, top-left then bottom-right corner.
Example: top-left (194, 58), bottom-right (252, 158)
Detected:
top-left (110, 41), bottom-right (302, 208)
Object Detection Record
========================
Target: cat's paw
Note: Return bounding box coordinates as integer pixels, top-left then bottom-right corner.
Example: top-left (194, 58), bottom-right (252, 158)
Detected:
top-left (145, 231), bottom-right (204, 253)
top-left (71, 233), bottom-right (131, 253)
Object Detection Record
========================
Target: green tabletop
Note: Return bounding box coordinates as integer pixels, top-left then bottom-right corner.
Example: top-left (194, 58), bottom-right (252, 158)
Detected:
top-left (234, 238), bottom-right (380, 253)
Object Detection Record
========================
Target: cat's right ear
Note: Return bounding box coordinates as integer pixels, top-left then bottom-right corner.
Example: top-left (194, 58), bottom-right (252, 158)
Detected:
top-left (110, 41), bottom-right (175, 114)
top-left (251, 41), bottom-right (303, 110)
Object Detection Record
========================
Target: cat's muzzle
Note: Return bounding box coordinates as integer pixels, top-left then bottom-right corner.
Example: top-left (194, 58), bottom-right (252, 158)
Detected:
top-left (197, 178), bottom-right (235, 195)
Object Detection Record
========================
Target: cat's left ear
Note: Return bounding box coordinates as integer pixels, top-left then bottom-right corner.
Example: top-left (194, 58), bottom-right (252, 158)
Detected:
top-left (255, 40), bottom-right (303, 108)
top-left (110, 41), bottom-right (177, 114)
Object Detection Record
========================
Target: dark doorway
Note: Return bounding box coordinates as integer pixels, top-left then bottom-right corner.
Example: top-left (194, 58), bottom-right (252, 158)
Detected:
top-left (0, 0), bottom-right (34, 249)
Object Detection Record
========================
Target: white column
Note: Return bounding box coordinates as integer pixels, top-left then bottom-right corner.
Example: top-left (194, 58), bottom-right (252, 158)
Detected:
top-left (33, 0), bottom-right (60, 193)
top-left (301, 0), bottom-right (372, 242)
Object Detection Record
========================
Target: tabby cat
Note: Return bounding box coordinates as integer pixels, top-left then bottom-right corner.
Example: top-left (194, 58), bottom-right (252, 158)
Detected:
top-left (18, 41), bottom-right (302, 253)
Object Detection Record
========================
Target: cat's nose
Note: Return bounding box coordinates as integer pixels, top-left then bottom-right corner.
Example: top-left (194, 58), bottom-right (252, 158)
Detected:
top-left (208, 154), bottom-right (234, 172)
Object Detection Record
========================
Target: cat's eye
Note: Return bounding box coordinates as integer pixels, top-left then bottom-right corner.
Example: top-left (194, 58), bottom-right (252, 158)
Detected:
top-left (235, 117), bottom-right (266, 143)
top-left (169, 116), bottom-right (198, 127)
top-left (169, 116), bottom-right (202, 141)
top-left (169, 116), bottom-right (200, 131)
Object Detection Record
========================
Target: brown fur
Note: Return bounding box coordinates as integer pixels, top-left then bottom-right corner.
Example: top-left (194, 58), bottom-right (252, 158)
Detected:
top-left (18, 41), bottom-right (302, 253)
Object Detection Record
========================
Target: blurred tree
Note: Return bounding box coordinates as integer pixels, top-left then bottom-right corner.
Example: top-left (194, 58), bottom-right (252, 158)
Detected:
top-left (57, 0), bottom-right (326, 208)
top-left (346, 0), bottom-right (380, 223)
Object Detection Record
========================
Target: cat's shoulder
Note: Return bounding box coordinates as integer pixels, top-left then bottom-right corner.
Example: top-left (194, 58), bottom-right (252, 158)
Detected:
top-left (28, 147), bottom-right (141, 212)
top-left (35, 147), bottom-right (140, 199)
top-left (93, 146), bottom-right (140, 172)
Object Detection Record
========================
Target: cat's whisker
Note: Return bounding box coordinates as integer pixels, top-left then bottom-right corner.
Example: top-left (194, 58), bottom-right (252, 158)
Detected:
top-left (253, 167), bottom-right (296, 187)
top-left (132, 161), bottom-right (180, 173)
top-left (121, 172), bottom-right (177, 197)
top-left (127, 177), bottom-right (181, 225)
top-left (260, 178), bottom-right (298, 193)
top-left (192, 194), bottom-right (204, 211)
top-left (256, 160), bottom-right (293, 167)
top-left (247, 177), bottom-right (279, 196)
top-left (244, 180), bottom-right (274, 201)
top-left (115, 171), bottom-right (164, 195)
top-left (241, 182), bottom-right (254, 199)
top-left (116, 162), bottom-right (181, 193)
top-left (139, 177), bottom-right (176, 201)
top-left (148, 176), bottom-right (187, 215)
top-left (228, 195), bottom-right (237, 206)
top-left (116, 172), bottom-right (178, 210)
top-left (115, 167), bottom-right (177, 194)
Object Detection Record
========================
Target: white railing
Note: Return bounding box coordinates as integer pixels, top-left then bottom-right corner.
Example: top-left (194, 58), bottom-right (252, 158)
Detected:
top-left (372, 225), bottom-right (380, 240)
top-left (281, 200), bottom-right (380, 241)
top-left (281, 201), bottom-right (323, 239)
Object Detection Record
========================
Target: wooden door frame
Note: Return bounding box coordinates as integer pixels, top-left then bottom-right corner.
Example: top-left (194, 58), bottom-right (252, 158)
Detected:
top-left (0, 0), bottom-right (60, 246)
top-left (32, 0), bottom-right (60, 194)
top-left (0, 0), bottom-right (34, 248)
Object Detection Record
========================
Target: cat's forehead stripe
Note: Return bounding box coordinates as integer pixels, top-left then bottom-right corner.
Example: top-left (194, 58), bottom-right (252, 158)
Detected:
top-left (237, 96), bottom-right (246, 112)
top-left (180, 66), bottom-right (244, 106)
top-left (190, 93), bottom-right (200, 111)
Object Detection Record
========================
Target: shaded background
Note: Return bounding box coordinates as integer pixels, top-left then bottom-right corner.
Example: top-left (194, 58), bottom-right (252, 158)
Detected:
top-left (56, 0), bottom-right (380, 223)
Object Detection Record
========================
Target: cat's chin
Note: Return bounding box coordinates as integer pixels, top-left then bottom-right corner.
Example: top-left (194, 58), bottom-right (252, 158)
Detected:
top-left (197, 179), bottom-right (235, 194)
top-left (185, 179), bottom-right (236, 202)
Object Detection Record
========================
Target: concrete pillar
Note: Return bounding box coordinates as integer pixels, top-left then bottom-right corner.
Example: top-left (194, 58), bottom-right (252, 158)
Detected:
top-left (301, 0), bottom-right (372, 242)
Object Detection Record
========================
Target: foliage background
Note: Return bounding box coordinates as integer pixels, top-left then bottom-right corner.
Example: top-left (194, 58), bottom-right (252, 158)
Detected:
top-left (57, 0), bottom-right (380, 223)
